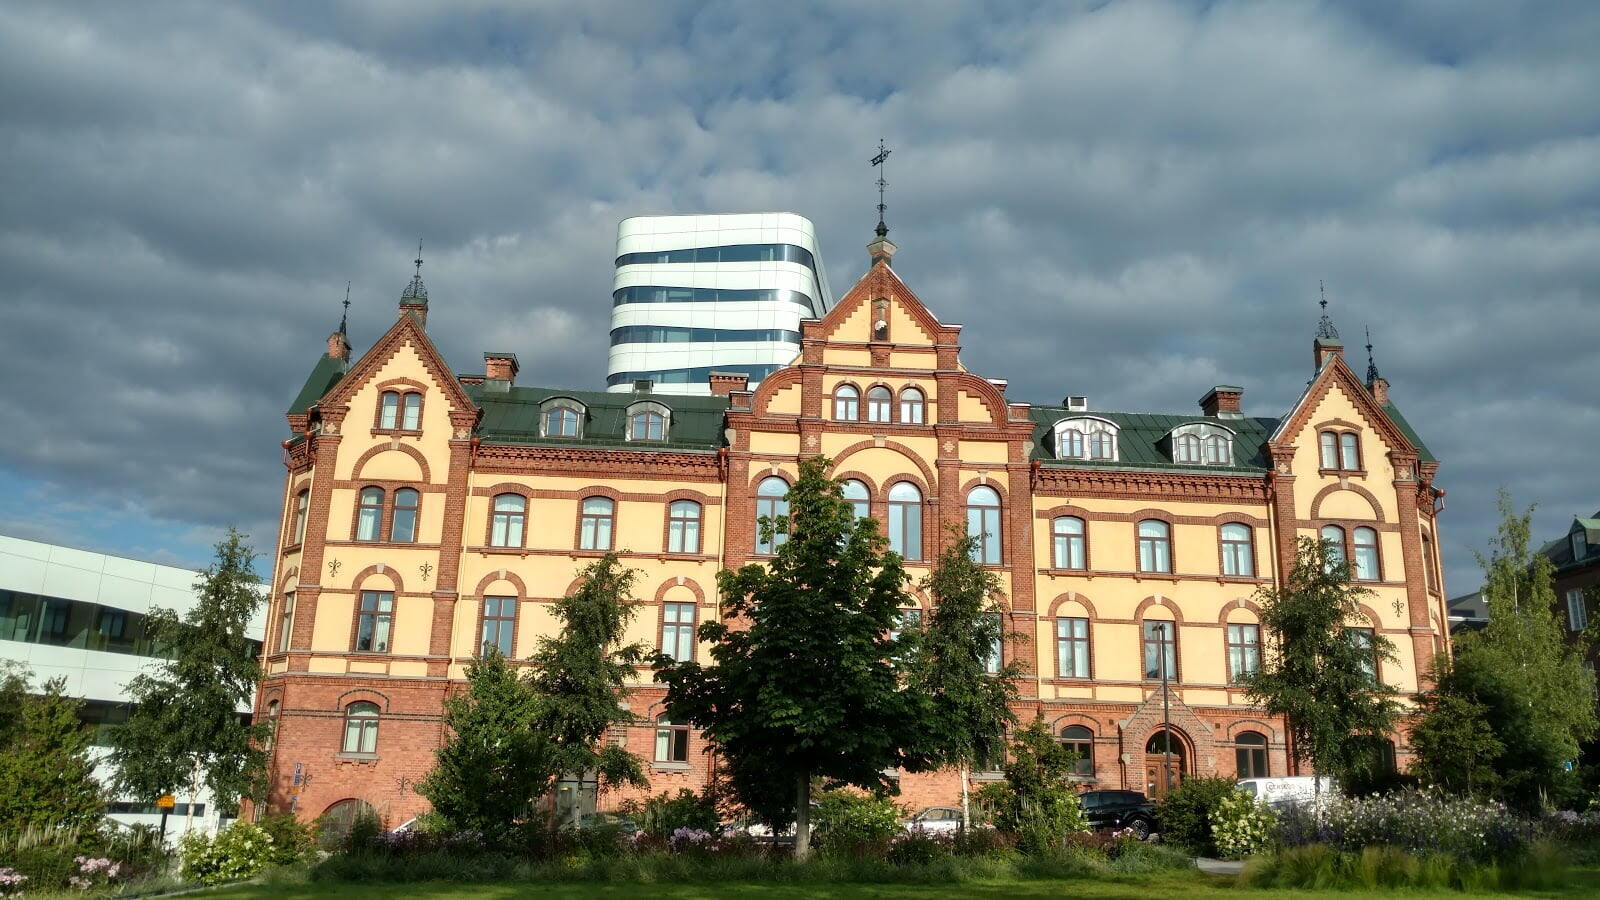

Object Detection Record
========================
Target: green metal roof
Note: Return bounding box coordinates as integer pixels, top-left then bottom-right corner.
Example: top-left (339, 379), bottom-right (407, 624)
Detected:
top-left (287, 354), bottom-right (347, 415)
top-left (467, 383), bottom-right (728, 452)
top-left (1027, 407), bottom-right (1280, 473)
top-left (1380, 401), bottom-right (1436, 463)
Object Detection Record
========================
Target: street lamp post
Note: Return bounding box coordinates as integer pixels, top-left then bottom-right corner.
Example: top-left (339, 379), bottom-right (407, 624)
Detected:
top-left (1158, 622), bottom-right (1173, 795)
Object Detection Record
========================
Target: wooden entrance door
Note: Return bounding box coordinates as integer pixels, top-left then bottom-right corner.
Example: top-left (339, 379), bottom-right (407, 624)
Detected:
top-left (1144, 731), bottom-right (1186, 799)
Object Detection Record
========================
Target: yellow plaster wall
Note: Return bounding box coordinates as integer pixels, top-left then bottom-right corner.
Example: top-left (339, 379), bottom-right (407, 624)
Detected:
top-left (764, 383), bottom-right (801, 415)
top-left (390, 596), bottom-right (433, 655)
top-left (749, 432), bottom-right (799, 457)
top-left (333, 343), bottom-right (456, 481)
top-left (957, 390), bottom-right (993, 423)
top-left (312, 592), bottom-right (354, 650)
top-left (959, 441), bottom-right (1009, 464)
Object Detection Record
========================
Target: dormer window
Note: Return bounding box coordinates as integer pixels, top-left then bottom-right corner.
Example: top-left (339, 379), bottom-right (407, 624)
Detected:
top-left (1052, 417), bottom-right (1120, 462)
top-left (540, 399), bottom-right (585, 438)
top-left (1573, 530), bottom-right (1587, 561)
top-left (626, 401), bottom-right (670, 441)
top-left (1165, 423), bottom-right (1234, 466)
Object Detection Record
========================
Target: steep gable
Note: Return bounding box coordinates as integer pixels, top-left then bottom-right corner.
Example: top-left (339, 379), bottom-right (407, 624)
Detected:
top-left (1270, 354), bottom-right (1415, 459)
top-left (317, 313), bottom-right (477, 422)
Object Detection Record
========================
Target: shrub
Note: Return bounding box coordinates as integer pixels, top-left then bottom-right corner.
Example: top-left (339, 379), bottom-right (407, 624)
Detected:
top-left (886, 830), bottom-right (950, 865)
top-left (257, 812), bottom-right (319, 865)
top-left (0, 867), bottom-right (25, 897)
top-left (180, 821), bottom-right (282, 884)
top-left (986, 719), bottom-right (1089, 855)
top-left (1156, 776), bottom-right (1236, 855)
top-left (1105, 840), bottom-right (1194, 874)
top-left (1277, 788), bottom-right (1524, 862)
top-left (1241, 840), bottom-right (1569, 891)
top-left (812, 789), bottom-right (902, 856)
top-left (950, 827), bottom-right (1016, 858)
top-left (1209, 789), bottom-right (1277, 859)
top-left (0, 821), bottom-right (170, 890)
top-left (621, 789), bottom-right (721, 839)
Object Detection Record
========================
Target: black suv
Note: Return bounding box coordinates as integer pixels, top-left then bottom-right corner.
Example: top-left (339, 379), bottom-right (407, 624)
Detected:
top-left (1079, 789), bottom-right (1157, 840)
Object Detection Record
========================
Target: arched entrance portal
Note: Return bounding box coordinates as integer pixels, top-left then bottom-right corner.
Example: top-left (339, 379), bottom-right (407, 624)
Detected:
top-left (1145, 729), bottom-right (1187, 799)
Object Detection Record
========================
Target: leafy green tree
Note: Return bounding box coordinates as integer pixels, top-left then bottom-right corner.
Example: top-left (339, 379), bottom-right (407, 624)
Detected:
top-left (0, 669), bottom-right (104, 833)
top-left (911, 529), bottom-right (1019, 829)
top-left (110, 528), bottom-right (269, 823)
top-left (1412, 493), bottom-right (1596, 810)
top-left (527, 553), bottom-right (649, 826)
top-left (1243, 536), bottom-right (1400, 791)
top-left (1409, 675), bottom-right (1503, 798)
top-left (985, 717), bottom-right (1088, 855)
top-left (416, 647), bottom-right (553, 838)
top-left (655, 456), bottom-right (924, 858)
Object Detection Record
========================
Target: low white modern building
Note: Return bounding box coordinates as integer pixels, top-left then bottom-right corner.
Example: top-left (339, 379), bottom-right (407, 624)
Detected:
top-left (607, 212), bottom-right (835, 395)
top-left (0, 533), bottom-right (265, 840)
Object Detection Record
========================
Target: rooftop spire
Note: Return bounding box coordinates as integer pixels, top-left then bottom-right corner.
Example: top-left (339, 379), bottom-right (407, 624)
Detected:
top-left (401, 239), bottom-right (428, 304)
top-left (871, 138), bottom-right (891, 239)
top-left (1364, 325), bottom-right (1382, 386)
top-left (1315, 280), bottom-right (1340, 341)
top-left (339, 281), bottom-right (350, 335)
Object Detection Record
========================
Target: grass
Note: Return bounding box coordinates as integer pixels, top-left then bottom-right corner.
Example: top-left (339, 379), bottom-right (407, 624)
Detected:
top-left (196, 866), bottom-right (1600, 900)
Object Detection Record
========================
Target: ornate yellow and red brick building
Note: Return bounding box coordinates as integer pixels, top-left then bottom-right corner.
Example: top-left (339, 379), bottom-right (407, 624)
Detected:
top-left (257, 237), bottom-right (1450, 825)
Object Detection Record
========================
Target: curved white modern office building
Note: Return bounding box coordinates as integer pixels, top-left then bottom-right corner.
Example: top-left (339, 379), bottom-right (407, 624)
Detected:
top-left (608, 213), bottom-right (834, 395)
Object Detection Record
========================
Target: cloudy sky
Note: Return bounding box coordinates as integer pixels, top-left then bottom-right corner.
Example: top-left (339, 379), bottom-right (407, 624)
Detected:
top-left (1, 0), bottom-right (1596, 594)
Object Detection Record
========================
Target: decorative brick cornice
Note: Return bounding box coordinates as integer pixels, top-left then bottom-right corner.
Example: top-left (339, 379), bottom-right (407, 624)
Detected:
top-left (1032, 466), bottom-right (1269, 502)
top-left (472, 443), bottom-right (722, 479)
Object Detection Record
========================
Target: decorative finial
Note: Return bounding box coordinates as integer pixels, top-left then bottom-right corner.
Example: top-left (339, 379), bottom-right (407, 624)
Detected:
top-left (339, 281), bottom-right (350, 335)
top-left (1315, 280), bottom-right (1340, 341)
top-left (1364, 325), bottom-right (1382, 386)
top-left (871, 138), bottom-right (892, 239)
top-left (401, 239), bottom-right (428, 303)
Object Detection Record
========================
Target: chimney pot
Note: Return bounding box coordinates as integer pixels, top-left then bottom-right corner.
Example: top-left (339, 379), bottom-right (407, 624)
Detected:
top-left (708, 371), bottom-right (749, 397)
top-left (1200, 385), bottom-right (1244, 419)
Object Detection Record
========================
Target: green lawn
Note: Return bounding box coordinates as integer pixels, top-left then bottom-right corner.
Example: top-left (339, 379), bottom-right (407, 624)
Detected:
top-left (204, 868), bottom-right (1600, 900)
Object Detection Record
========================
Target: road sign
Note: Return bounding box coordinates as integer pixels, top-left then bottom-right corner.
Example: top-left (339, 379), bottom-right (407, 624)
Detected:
top-left (156, 795), bottom-right (175, 809)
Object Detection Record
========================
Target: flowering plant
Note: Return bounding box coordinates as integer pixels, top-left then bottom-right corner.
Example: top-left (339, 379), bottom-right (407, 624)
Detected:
top-left (180, 822), bottom-right (281, 884)
top-left (0, 867), bottom-right (26, 898)
top-left (1277, 789), bottom-right (1523, 862)
top-left (1209, 790), bottom-right (1277, 859)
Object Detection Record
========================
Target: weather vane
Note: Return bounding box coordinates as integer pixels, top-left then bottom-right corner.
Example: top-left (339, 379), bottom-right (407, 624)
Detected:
top-left (339, 281), bottom-right (351, 333)
top-left (414, 240), bottom-right (423, 276)
top-left (871, 138), bottom-right (892, 238)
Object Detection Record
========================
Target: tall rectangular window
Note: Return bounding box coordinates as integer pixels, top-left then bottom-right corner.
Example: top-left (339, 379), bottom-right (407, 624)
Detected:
top-left (277, 592), bottom-right (295, 654)
top-left (984, 613), bottom-right (1003, 674)
top-left (355, 591), bottom-right (394, 653)
top-left (401, 393), bottom-right (422, 430)
top-left (1227, 623), bottom-right (1261, 682)
top-left (1568, 588), bottom-right (1588, 632)
top-left (1347, 627), bottom-right (1377, 681)
top-left (887, 483), bottom-right (923, 561)
top-left (655, 718), bottom-right (689, 763)
top-left (1142, 621), bottom-right (1177, 680)
top-left (481, 596), bottom-right (515, 656)
top-left (1220, 524), bottom-right (1254, 576)
top-left (667, 500), bottom-right (701, 554)
top-left (1056, 617), bottom-right (1090, 678)
top-left (1053, 517), bottom-right (1086, 570)
top-left (579, 497), bottom-right (615, 550)
top-left (1138, 520), bottom-right (1172, 573)
top-left (661, 602), bottom-right (696, 662)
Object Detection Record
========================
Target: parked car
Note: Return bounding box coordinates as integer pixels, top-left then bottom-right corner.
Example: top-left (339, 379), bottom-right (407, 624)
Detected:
top-left (1078, 789), bottom-right (1157, 840)
top-left (904, 806), bottom-right (965, 832)
top-left (1235, 776), bottom-right (1338, 809)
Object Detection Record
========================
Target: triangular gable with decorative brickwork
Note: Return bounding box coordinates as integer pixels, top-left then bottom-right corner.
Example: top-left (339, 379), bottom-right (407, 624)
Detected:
top-left (316, 313), bottom-right (478, 420)
top-left (1269, 354), bottom-right (1414, 458)
top-left (804, 259), bottom-right (961, 353)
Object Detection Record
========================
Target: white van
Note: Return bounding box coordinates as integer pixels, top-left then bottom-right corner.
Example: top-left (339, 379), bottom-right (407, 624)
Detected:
top-left (1235, 776), bottom-right (1338, 808)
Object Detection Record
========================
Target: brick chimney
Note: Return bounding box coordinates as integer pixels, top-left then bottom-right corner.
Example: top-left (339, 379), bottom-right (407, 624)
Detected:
top-left (1200, 385), bottom-right (1243, 419)
top-left (326, 330), bottom-right (350, 361)
top-left (709, 371), bottom-right (749, 397)
top-left (1369, 376), bottom-right (1389, 406)
top-left (484, 352), bottom-right (519, 383)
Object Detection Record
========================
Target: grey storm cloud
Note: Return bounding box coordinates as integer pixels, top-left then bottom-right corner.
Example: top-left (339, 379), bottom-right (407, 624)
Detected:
top-left (1, 0), bottom-right (1596, 591)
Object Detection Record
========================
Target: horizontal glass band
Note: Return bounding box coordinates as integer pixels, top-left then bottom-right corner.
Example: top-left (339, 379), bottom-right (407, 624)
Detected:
top-left (610, 326), bottom-right (802, 346)
top-left (615, 242), bottom-right (817, 269)
top-left (611, 285), bottom-right (819, 316)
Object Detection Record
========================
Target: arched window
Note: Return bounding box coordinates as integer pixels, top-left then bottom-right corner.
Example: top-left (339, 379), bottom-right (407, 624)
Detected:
top-left (887, 482), bottom-right (923, 561)
top-left (661, 602), bottom-right (695, 662)
top-left (342, 701), bottom-right (379, 754)
top-left (629, 409), bottom-right (666, 441)
top-left (402, 392), bottom-right (422, 430)
top-left (1056, 616), bottom-right (1089, 678)
top-left (1052, 516), bottom-right (1086, 570)
top-left (1319, 432), bottom-right (1340, 469)
top-left (542, 404), bottom-right (581, 437)
top-left (655, 716), bottom-right (689, 763)
top-left (755, 477), bottom-right (790, 554)
top-left (1352, 526), bottom-right (1380, 580)
top-left (841, 479), bottom-right (871, 521)
top-left (1062, 430), bottom-right (1085, 458)
top-left (1089, 429), bottom-right (1116, 460)
top-left (899, 388), bottom-right (925, 424)
top-left (1339, 433), bottom-right (1361, 470)
top-left (833, 385), bottom-right (859, 420)
top-left (1235, 731), bottom-right (1268, 778)
top-left (966, 486), bottom-right (1002, 564)
top-left (1220, 523), bottom-right (1253, 576)
top-left (579, 497), bottom-right (616, 550)
top-left (390, 488), bottom-right (420, 543)
top-left (1142, 620), bottom-right (1178, 680)
top-left (354, 591), bottom-right (393, 653)
top-left (1173, 434), bottom-right (1202, 464)
top-left (264, 700), bottom-right (280, 753)
top-left (490, 494), bottom-right (527, 547)
top-left (290, 489), bottom-right (309, 546)
top-left (866, 386), bottom-right (892, 422)
top-left (1060, 725), bottom-right (1095, 776)
top-left (1203, 434), bottom-right (1229, 465)
top-left (1137, 520), bottom-right (1172, 573)
top-left (379, 391), bottom-right (400, 429)
top-left (356, 487), bottom-right (384, 541)
top-left (1321, 525), bottom-right (1347, 572)
top-left (667, 500), bottom-right (701, 554)
top-left (481, 596), bottom-right (516, 656)
top-left (319, 799), bottom-right (377, 842)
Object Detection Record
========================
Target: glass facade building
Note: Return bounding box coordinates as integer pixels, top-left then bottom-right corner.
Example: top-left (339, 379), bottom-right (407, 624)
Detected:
top-left (607, 213), bottom-right (834, 396)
